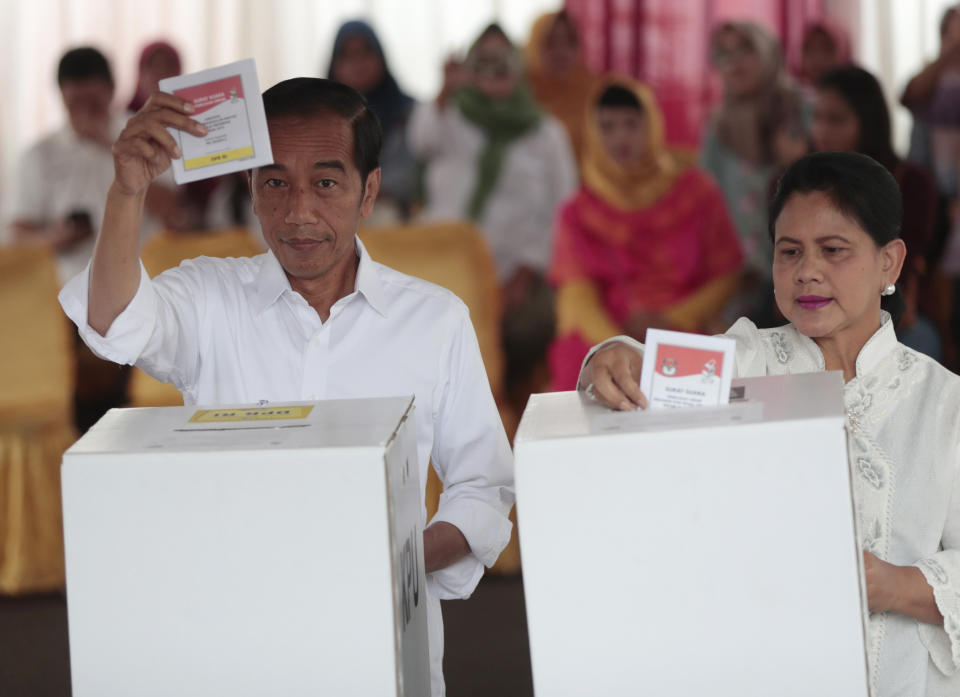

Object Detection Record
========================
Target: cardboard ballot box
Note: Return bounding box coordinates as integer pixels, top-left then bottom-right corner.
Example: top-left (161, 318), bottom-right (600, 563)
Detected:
top-left (515, 372), bottom-right (868, 697)
top-left (61, 398), bottom-right (429, 697)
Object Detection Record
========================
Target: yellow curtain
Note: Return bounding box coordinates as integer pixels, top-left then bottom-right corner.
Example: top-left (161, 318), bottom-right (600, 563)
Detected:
top-left (0, 245), bottom-right (77, 594)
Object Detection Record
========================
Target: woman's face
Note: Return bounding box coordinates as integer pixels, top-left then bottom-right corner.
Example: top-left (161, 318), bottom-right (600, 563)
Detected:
top-left (812, 88), bottom-right (860, 152)
top-left (333, 35), bottom-right (385, 94)
top-left (715, 28), bottom-right (765, 97)
top-left (772, 191), bottom-right (903, 341)
top-left (597, 105), bottom-right (647, 166)
top-left (801, 28), bottom-right (839, 83)
top-left (542, 17), bottom-right (579, 75)
top-left (471, 34), bottom-right (519, 100)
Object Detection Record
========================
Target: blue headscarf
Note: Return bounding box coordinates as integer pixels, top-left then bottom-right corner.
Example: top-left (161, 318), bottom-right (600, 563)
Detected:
top-left (328, 20), bottom-right (414, 142)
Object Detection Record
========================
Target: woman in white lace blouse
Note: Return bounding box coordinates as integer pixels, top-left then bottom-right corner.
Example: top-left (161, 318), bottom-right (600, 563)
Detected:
top-left (579, 151), bottom-right (959, 697)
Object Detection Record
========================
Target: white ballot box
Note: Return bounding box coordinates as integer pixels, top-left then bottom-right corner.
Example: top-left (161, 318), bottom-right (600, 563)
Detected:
top-left (515, 372), bottom-right (868, 697)
top-left (61, 397), bottom-right (429, 697)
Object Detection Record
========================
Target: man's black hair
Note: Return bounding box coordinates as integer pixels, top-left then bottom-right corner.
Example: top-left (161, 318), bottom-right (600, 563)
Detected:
top-left (58, 47), bottom-right (113, 87)
top-left (597, 84), bottom-right (643, 111)
top-left (261, 77), bottom-right (382, 183)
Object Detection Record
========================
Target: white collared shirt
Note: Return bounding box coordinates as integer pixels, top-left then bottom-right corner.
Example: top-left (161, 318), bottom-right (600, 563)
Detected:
top-left (59, 239), bottom-right (515, 696)
top-left (583, 317), bottom-right (960, 697)
top-left (407, 102), bottom-right (578, 279)
top-left (11, 115), bottom-right (167, 285)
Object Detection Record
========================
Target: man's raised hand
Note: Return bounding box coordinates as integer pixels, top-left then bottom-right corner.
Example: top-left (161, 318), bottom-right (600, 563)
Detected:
top-left (112, 93), bottom-right (207, 196)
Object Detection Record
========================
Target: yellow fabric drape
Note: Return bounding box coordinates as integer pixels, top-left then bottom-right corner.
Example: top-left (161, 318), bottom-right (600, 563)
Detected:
top-left (0, 422), bottom-right (76, 594)
top-left (0, 245), bottom-right (77, 594)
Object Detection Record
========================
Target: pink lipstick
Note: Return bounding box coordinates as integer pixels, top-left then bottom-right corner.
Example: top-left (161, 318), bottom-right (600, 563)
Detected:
top-left (796, 295), bottom-right (832, 310)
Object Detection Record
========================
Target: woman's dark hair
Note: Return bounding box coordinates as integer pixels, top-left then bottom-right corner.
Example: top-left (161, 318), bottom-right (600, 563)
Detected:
top-left (769, 151), bottom-right (905, 322)
top-left (58, 47), bottom-right (113, 87)
top-left (816, 65), bottom-right (897, 169)
top-left (941, 6), bottom-right (960, 39)
top-left (261, 77), bottom-right (381, 183)
top-left (597, 84), bottom-right (643, 111)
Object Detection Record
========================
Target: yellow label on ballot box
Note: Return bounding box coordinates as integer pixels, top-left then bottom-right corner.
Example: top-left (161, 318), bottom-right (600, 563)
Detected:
top-left (189, 405), bottom-right (315, 423)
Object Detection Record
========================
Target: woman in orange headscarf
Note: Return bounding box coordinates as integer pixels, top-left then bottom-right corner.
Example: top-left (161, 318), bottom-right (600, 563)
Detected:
top-left (549, 77), bottom-right (744, 389)
top-left (526, 10), bottom-right (597, 166)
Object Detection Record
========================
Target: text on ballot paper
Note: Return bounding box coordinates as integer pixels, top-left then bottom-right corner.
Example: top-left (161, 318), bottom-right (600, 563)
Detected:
top-left (159, 58), bottom-right (273, 184)
top-left (639, 329), bottom-right (736, 409)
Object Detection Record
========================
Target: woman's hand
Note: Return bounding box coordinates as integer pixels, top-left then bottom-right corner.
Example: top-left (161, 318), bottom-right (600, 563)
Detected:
top-left (864, 551), bottom-right (905, 614)
top-left (112, 92), bottom-right (207, 198)
top-left (579, 341), bottom-right (647, 411)
top-left (863, 551), bottom-right (943, 624)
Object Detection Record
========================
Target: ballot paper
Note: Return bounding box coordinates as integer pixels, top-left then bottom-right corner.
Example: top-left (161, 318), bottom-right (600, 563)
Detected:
top-left (159, 58), bottom-right (273, 184)
top-left (639, 328), bottom-right (736, 409)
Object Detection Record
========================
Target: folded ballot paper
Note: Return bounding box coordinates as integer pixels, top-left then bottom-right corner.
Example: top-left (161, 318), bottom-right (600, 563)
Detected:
top-left (159, 58), bottom-right (273, 184)
top-left (639, 328), bottom-right (736, 409)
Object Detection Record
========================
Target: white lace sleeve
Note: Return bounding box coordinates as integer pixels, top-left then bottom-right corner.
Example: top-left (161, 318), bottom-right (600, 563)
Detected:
top-left (915, 553), bottom-right (960, 674)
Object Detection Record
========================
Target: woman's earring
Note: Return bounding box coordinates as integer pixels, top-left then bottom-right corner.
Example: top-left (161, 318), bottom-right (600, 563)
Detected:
top-left (881, 283), bottom-right (896, 296)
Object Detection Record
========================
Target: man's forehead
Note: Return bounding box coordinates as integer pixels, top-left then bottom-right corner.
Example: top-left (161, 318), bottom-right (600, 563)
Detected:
top-left (262, 113), bottom-right (356, 172)
top-left (267, 112), bottom-right (353, 145)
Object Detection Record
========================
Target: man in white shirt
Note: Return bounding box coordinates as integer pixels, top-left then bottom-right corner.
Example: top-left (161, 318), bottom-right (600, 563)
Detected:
top-left (58, 77), bottom-right (515, 696)
top-left (10, 47), bottom-right (180, 285)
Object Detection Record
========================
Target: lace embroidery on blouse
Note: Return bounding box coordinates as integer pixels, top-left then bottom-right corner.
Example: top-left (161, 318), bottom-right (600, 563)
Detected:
top-left (768, 331), bottom-right (792, 364)
top-left (845, 367), bottom-right (902, 685)
top-left (917, 559), bottom-right (960, 671)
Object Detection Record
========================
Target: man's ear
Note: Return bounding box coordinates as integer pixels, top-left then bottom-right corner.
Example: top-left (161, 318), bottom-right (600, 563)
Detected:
top-left (359, 167), bottom-right (381, 218)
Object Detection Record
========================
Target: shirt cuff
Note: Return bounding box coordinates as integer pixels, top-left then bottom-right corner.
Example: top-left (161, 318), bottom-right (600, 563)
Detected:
top-left (428, 494), bottom-right (513, 599)
top-left (915, 557), bottom-right (960, 676)
top-left (58, 261), bottom-right (158, 366)
top-left (577, 335), bottom-right (644, 389)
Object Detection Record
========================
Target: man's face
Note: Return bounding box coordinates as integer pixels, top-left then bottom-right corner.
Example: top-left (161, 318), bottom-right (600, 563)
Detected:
top-left (251, 113), bottom-right (379, 284)
top-left (60, 78), bottom-right (114, 141)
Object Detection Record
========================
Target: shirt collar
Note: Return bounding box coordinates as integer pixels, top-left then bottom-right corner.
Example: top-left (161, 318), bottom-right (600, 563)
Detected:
top-left (252, 237), bottom-right (388, 317)
top-left (854, 311), bottom-right (898, 377)
top-left (354, 237), bottom-right (387, 317)
top-left (786, 311), bottom-right (899, 378)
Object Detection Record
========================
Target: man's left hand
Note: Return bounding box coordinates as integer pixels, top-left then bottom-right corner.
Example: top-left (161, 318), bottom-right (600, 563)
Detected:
top-left (423, 521), bottom-right (470, 574)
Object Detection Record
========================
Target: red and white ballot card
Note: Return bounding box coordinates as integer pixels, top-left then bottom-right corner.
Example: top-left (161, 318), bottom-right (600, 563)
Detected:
top-left (639, 329), bottom-right (736, 409)
top-left (159, 58), bottom-right (273, 184)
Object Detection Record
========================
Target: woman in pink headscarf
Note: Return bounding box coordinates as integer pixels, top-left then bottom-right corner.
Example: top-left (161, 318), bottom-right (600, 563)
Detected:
top-left (128, 41), bottom-right (181, 113)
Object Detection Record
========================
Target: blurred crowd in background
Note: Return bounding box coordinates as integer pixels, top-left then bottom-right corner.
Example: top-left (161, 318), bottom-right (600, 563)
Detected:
top-left (8, 4), bottom-right (960, 431)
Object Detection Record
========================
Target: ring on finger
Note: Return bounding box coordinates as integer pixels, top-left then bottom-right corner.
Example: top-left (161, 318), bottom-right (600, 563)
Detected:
top-left (585, 382), bottom-right (598, 401)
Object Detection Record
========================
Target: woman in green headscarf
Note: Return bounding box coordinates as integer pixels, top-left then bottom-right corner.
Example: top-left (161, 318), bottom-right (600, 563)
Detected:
top-left (409, 23), bottom-right (578, 394)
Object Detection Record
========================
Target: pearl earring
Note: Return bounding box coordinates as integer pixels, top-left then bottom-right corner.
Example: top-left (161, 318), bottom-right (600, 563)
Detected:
top-left (881, 283), bottom-right (896, 296)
